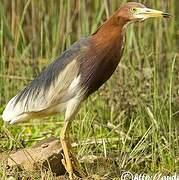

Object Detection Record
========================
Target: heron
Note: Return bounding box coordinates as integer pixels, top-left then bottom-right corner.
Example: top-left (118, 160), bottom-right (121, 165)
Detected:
top-left (2, 2), bottom-right (171, 179)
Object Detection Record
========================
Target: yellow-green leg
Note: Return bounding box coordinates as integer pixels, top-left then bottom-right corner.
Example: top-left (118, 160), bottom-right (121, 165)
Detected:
top-left (60, 121), bottom-right (86, 179)
top-left (60, 97), bottom-right (86, 179)
top-left (60, 121), bottom-right (75, 179)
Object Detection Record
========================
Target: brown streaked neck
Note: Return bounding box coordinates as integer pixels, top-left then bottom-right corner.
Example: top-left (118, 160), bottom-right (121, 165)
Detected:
top-left (91, 15), bottom-right (128, 45)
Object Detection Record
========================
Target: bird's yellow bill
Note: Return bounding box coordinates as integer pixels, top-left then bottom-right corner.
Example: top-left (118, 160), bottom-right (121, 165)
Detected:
top-left (134, 8), bottom-right (172, 20)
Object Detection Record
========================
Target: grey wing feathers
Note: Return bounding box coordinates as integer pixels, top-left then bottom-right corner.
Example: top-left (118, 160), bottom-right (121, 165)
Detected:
top-left (4, 38), bottom-right (89, 117)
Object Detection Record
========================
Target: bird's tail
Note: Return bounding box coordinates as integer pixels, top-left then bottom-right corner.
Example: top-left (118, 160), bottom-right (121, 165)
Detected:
top-left (2, 95), bottom-right (30, 124)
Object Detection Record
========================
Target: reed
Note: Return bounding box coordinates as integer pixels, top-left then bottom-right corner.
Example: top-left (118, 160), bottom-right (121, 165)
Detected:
top-left (0, 0), bottom-right (178, 178)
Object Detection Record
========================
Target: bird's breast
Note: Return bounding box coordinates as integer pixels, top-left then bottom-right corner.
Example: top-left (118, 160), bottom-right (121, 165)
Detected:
top-left (80, 38), bottom-right (124, 96)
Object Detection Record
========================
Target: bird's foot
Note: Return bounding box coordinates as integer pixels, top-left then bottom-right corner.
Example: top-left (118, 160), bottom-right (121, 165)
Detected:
top-left (62, 151), bottom-right (86, 179)
top-left (62, 156), bottom-right (77, 180)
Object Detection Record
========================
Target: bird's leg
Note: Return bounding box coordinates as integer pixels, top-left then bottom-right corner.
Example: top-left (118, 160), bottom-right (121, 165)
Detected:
top-left (60, 97), bottom-right (86, 179)
top-left (60, 120), bottom-right (74, 179)
top-left (60, 124), bottom-right (86, 179)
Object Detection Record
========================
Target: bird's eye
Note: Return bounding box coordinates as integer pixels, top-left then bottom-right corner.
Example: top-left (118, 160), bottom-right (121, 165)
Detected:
top-left (130, 8), bottom-right (137, 13)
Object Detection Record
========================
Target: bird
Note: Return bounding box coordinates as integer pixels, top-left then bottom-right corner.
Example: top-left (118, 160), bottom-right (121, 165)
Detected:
top-left (2, 2), bottom-right (171, 179)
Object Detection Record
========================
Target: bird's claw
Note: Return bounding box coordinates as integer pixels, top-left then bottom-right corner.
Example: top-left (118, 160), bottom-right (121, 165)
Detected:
top-left (62, 157), bottom-right (77, 180)
top-left (61, 158), bottom-right (68, 171)
top-left (69, 172), bottom-right (77, 180)
top-left (61, 148), bottom-right (86, 179)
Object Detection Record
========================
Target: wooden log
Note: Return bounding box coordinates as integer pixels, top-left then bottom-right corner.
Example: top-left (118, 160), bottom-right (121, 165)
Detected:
top-left (7, 137), bottom-right (66, 176)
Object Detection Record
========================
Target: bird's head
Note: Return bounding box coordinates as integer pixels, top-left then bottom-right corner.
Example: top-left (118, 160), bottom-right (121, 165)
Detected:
top-left (116, 2), bottom-right (171, 24)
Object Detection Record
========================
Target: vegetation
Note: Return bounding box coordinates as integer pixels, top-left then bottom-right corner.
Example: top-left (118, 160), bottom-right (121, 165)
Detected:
top-left (0, 0), bottom-right (178, 179)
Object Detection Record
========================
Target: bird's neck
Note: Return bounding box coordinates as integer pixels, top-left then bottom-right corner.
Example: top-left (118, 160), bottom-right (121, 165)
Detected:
top-left (91, 16), bottom-right (127, 46)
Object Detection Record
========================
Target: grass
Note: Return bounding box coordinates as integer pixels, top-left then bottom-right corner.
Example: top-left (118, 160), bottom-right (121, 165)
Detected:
top-left (0, 0), bottom-right (179, 179)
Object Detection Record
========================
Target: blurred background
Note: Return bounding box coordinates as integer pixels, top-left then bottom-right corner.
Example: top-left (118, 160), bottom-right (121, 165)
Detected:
top-left (0, 0), bottom-right (178, 178)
